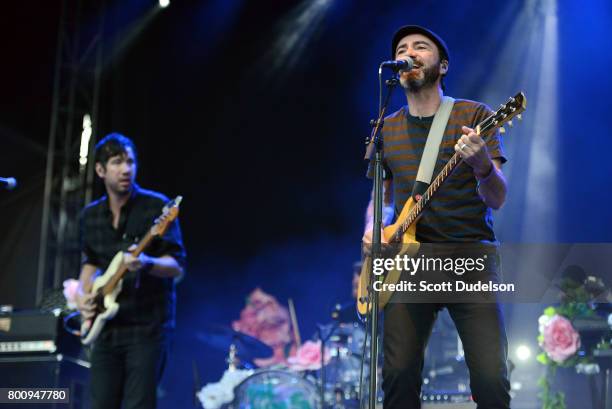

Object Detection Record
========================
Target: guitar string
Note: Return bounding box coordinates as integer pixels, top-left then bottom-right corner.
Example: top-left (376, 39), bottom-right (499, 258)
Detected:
top-left (390, 104), bottom-right (517, 242)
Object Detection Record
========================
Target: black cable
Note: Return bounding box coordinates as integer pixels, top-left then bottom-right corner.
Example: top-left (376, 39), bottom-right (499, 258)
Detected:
top-left (62, 310), bottom-right (82, 337)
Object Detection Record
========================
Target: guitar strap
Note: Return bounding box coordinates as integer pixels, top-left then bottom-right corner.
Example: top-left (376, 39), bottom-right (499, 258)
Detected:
top-left (411, 96), bottom-right (455, 199)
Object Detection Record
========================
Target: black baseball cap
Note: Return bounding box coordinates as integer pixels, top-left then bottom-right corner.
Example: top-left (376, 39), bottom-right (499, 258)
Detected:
top-left (391, 25), bottom-right (450, 62)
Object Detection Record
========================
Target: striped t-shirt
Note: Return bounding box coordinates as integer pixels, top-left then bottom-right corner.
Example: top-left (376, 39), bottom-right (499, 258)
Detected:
top-left (367, 99), bottom-right (507, 243)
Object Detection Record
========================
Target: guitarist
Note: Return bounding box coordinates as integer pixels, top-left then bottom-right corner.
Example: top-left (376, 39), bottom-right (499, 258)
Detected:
top-left (75, 133), bottom-right (186, 409)
top-left (362, 26), bottom-right (511, 408)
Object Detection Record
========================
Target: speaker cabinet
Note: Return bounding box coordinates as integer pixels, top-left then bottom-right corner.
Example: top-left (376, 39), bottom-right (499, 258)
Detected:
top-left (0, 353), bottom-right (89, 409)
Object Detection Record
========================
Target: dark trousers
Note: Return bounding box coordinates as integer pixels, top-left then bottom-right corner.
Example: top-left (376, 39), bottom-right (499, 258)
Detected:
top-left (90, 327), bottom-right (168, 409)
top-left (383, 302), bottom-right (511, 409)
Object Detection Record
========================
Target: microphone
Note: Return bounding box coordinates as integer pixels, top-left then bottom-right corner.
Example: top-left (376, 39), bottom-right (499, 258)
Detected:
top-left (380, 58), bottom-right (414, 71)
top-left (0, 177), bottom-right (17, 190)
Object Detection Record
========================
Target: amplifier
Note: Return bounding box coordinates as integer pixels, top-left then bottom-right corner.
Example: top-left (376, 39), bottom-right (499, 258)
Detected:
top-left (0, 310), bottom-right (90, 408)
top-left (573, 316), bottom-right (610, 332)
top-left (422, 391), bottom-right (475, 408)
top-left (0, 340), bottom-right (58, 353)
top-left (594, 348), bottom-right (612, 358)
top-left (375, 404), bottom-right (475, 409)
top-left (0, 310), bottom-right (81, 357)
top-left (371, 392), bottom-right (475, 408)
top-left (0, 353), bottom-right (90, 409)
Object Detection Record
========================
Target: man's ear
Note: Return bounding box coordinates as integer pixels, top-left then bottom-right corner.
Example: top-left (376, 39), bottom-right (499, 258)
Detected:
top-left (440, 59), bottom-right (449, 75)
top-left (95, 162), bottom-right (105, 178)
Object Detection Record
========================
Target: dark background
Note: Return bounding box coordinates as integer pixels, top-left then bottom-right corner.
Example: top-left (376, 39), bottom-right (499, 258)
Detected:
top-left (1, 0), bottom-right (612, 407)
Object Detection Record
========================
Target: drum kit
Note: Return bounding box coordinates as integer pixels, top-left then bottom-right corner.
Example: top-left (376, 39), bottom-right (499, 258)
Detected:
top-left (198, 306), bottom-right (471, 409)
top-left (197, 303), bottom-right (378, 409)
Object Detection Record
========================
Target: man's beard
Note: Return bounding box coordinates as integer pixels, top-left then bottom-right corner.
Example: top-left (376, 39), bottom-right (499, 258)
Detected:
top-left (400, 61), bottom-right (441, 92)
top-left (109, 180), bottom-right (133, 196)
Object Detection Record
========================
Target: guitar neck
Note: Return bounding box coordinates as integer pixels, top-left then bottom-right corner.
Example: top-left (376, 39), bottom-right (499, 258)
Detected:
top-left (94, 195), bottom-right (182, 297)
top-left (101, 229), bottom-right (156, 295)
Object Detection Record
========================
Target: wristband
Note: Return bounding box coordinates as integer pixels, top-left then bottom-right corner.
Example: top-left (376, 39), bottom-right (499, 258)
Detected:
top-left (476, 163), bottom-right (495, 184)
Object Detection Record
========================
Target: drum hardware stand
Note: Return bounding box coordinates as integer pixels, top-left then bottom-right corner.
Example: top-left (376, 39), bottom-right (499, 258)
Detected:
top-left (226, 341), bottom-right (240, 371)
top-left (317, 319), bottom-right (340, 409)
top-left (363, 69), bottom-right (400, 409)
top-left (193, 360), bottom-right (202, 407)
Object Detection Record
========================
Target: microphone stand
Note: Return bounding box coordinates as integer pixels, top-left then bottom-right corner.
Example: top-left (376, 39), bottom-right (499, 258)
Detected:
top-left (363, 72), bottom-right (399, 409)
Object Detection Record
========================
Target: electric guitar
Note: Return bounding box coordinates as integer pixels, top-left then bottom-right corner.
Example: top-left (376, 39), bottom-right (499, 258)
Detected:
top-left (80, 196), bottom-right (183, 345)
top-left (357, 92), bottom-right (527, 316)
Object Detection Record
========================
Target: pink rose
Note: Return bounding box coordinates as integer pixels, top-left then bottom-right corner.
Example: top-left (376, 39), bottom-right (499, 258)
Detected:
top-left (287, 340), bottom-right (331, 371)
top-left (541, 315), bottom-right (580, 363)
top-left (63, 279), bottom-right (80, 309)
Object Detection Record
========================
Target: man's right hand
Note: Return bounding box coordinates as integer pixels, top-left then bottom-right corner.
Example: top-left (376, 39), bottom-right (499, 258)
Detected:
top-left (76, 291), bottom-right (98, 320)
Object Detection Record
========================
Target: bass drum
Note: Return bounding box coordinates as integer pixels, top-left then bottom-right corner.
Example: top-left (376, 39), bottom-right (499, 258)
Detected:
top-left (230, 369), bottom-right (320, 409)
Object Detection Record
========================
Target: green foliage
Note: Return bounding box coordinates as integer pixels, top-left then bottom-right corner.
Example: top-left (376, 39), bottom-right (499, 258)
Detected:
top-left (538, 367), bottom-right (566, 409)
top-left (536, 352), bottom-right (549, 365)
top-left (597, 340), bottom-right (611, 351)
top-left (543, 306), bottom-right (556, 317)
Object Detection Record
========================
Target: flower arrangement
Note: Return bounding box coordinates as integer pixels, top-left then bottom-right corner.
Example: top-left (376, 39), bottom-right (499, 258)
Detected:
top-left (231, 288), bottom-right (295, 367)
top-left (536, 306), bottom-right (587, 409)
top-left (62, 279), bottom-right (80, 310)
top-left (197, 369), bottom-right (254, 409)
top-left (536, 266), bottom-right (609, 409)
top-left (287, 340), bottom-right (331, 371)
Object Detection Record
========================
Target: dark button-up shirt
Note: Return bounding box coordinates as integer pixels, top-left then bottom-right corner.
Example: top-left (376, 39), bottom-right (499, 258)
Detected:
top-left (80, 185), bottom-right (186, 332)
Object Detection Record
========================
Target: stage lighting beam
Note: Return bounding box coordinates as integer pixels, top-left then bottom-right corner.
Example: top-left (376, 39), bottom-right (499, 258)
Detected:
top-left (516, 344), bottom-right (532, 362)
top-left (79, 114), bottom-right (92, 168)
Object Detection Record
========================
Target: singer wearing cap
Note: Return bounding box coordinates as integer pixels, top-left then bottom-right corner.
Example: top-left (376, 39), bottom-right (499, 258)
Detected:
top-left (362, 26), bottom-right (511, 408)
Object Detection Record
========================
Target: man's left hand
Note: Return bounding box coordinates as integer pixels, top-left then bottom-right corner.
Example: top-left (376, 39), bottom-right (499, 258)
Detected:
top-left (455, 126), bottom-right (493, 178)
top-left (123, 245), bottom-right (153, 272)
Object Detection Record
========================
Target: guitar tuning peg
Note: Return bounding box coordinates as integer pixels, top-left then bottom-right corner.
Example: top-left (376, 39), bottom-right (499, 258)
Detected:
top-left (499, 126), bottom-right (506, 134)
top-left (517, 114), bottom-right (522, 120)
top-left (508, 120), bottom-right (513, 128)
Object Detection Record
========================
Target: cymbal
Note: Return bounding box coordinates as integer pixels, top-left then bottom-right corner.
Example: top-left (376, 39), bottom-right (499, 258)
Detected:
top-left (196, 324), bottom-right (273, 359)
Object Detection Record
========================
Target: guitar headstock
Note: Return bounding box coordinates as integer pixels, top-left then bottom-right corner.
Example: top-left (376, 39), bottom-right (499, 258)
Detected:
top-left (477, 92), bottom-right (527, 135)
top-left (151, 196), bottom-right (182, 237)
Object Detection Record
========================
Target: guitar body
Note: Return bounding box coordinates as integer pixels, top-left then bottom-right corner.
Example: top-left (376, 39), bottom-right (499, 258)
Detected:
top-left (80, 251), bottom-right (124, 345)
top-left (385, 196), bottom-right (418, 245)
top-left (357, 197), bottom-right (420, 316)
